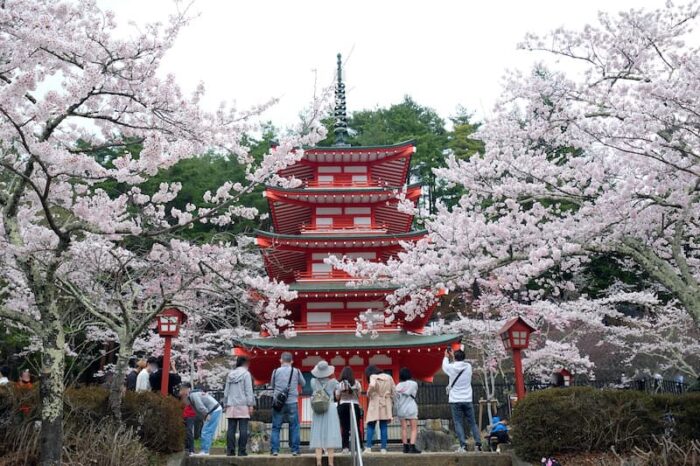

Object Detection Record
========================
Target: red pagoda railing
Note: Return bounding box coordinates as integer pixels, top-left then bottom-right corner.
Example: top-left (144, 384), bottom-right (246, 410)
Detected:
top-left (294, 269), bottom-right (357, 281)
top-left (300, 221), bottom-right (387, 234)
top-left (294, 321), bottom-right (403, 333)
top-left (304, 179), bottom-right (384, 188)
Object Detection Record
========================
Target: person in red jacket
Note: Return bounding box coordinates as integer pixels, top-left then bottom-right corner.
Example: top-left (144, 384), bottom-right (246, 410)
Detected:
top-left (184, 402), bottom-right (197, 455)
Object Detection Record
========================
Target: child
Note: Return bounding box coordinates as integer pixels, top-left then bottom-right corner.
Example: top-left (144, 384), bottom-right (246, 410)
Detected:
top-left (183, 402), bottom-right (196, 455)
top-left (487, 416), bottom-right (509, 450)
top-left (395, 367), bottom-right (421, 454)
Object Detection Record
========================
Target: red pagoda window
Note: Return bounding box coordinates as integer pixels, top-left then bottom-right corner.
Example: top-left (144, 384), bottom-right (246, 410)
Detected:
top-left (313, 207), bottom-right (374, 230)
top-left (315, 165), bottom-right (369, 186)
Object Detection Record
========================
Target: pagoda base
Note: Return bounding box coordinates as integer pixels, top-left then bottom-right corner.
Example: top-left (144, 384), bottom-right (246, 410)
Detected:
top-left (234, 332), bottom-right (461, 384)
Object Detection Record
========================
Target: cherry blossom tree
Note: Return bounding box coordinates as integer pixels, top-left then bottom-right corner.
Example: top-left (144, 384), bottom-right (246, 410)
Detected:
top-left (56, 235), bottom-right (296, 418)
top-left (336, 2), bottom-right (699, 328)
top-left (0, 1), bottom-right (324, 463)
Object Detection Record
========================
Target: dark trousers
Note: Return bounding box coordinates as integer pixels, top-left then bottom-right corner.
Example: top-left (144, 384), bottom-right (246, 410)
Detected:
top-left (184, 417), bottom-right (196, 453)
top-left (227, 418), bottom-right (249, 455)
top-left (338, 403), bottom-right (363, 450)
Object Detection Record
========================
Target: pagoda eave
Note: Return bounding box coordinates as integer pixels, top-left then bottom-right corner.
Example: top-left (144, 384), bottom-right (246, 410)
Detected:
top-left (255, 230), bottom-right (427, 250)
top-left (234, 332), bottom-right (461, 384)
top-left (264, 183), bottom-right (422, 206)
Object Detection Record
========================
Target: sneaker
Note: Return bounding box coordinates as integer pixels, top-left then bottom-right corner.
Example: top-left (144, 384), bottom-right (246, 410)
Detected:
top-left (192, 451), bottom-right (209, 456)
top-left (475, 443), bottom-right (482, 452)
top-left (238, 452), bottom-right (248, 457)
top-left (292, 451), bottom-right (300, 456)
top-left (456, 446), bottom-right (466, 453)
top-left (271, 452), bottom-right (279, 456)
top-left (380, 449), bottom-right (388, 454)
top-left (341, 448), bottom-right (350, 454)
top-left (364, 447), bottom-right (372, 454)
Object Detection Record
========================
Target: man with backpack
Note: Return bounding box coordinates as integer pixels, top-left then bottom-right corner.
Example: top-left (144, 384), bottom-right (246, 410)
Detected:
top-left (443, 348), bottom-right (482, 452)
top-left (269, 352), bottom-right (306, 456)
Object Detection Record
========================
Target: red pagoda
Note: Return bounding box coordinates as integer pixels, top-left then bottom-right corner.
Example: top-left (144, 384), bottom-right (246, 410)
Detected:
top-left (235, 55), bottom-right (459, 391)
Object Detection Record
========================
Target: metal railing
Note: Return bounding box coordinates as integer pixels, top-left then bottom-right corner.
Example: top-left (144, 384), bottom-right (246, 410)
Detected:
top-left (350, 402), bottom-right (364, 466)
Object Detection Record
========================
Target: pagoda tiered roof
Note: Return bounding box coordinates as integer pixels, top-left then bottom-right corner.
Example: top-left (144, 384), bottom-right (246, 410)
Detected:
top-left (256, 230), bottom-right (427, 283)
top-left (278, 140), bottom-right (416, 188)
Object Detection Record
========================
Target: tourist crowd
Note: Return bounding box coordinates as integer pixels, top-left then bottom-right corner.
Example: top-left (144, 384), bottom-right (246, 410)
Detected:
top-left (160, 347), bottom-right (505, 462)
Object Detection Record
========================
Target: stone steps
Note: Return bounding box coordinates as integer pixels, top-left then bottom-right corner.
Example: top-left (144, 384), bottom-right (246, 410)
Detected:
top-left (183, 452), bottom-right (513, 466)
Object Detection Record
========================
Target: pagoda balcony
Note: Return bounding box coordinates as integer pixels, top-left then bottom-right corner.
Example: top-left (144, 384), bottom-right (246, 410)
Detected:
top-left (294, 269), bottom-right (358, 281)
top-left (304, 179), bottom-right (385, 189)
top-left (294, 321), bottom-right (403, 334)
top-left (300, 221), bottom-right (388, 235)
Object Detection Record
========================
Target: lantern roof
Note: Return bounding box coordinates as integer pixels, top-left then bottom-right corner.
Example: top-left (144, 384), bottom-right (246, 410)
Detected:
top-left (159, 307), bottom-right (187, 324)
top-left (498, 316), bottom-right (536, 335)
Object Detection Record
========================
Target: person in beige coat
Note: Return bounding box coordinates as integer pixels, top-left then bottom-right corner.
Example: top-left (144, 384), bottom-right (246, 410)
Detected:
top-left (364, 365), bottom-right (395, 453)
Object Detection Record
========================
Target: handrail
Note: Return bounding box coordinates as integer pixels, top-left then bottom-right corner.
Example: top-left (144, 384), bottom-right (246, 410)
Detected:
top-left (301, 222), bottom-right (387, 233)
top-left (294, 269), bottom-right (355, 280)
top-left (305, 179), bottom-right (382, 188)
top-left (350, 401), bottom-right (364, 466)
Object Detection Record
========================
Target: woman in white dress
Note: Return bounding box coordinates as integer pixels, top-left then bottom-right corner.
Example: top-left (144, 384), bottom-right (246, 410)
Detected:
top-left (309, 360), bottom-right (342, 466)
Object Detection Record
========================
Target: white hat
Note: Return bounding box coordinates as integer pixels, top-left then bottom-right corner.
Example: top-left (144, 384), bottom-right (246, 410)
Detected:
top-left (311, 360), bottom-right (335, 378)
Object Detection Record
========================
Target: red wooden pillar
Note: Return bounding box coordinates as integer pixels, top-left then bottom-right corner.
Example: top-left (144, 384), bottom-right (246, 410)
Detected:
top-left (512, 348), bottom-right (525, 401)
top-left (161, 336), bottom-right (173, 396)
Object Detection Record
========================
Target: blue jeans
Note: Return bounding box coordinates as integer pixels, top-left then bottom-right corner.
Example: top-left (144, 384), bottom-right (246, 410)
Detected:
top-left (366, 420), bottom-right (388, 449)
top-left (200, 408), bottom-right (222, 454)
top-left (271, 403), bottom-right (300, 454)
top-left (450, 402), bottom-right (481, 447)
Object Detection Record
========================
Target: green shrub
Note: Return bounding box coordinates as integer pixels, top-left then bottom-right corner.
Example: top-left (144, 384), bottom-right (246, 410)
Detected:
top-left (123, 390), bottom-right (185, 453)
top-left (0, 385), bottom-right (184, 456)
top-left (511, 387), bottom-right (700, 461)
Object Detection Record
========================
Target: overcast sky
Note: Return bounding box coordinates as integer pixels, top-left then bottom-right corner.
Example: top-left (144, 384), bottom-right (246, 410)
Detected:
top-left (99, 0), bottom-right (668, 128)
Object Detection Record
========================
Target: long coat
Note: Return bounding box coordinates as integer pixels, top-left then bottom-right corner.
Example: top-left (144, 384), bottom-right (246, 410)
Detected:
top-left (365, 373), bottom-right (395, 423)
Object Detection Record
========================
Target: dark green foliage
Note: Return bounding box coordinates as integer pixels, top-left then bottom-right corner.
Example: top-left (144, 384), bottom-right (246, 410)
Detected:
top-left (122, 390), bottom-right (185, 453)
top-left (318, 97), bottom-right (483, 213)
top-left (511, 387), bottom-right (700, 461)
top-left (0, 385), bottom-right (184, 458)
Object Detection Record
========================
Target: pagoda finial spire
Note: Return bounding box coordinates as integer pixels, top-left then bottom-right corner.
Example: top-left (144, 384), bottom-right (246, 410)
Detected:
top-left (333, 53), bottom-right (349, 146)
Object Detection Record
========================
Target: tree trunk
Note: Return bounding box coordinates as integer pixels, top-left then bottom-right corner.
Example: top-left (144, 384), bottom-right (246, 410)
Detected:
top-left (108, 338), bottom-right (133, 421)
top-left (39, 319), bottom-right (65, 466)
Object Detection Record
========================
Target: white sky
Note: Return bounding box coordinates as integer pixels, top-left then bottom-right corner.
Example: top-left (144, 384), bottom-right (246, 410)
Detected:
top-left (98, 0), bottom-right (668, 128)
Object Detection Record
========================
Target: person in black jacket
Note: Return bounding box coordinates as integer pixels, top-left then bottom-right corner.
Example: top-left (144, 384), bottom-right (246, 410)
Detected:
top-left (124, 357), bottom-right (138, 391)
top-left (149, 356), bottom-right (182, 397)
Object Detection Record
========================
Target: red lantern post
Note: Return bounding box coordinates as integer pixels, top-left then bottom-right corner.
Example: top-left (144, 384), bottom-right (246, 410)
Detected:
top-left (156, 308), bottom-right (187, 396)
top-left (498, 316), bottom-right (536, 402)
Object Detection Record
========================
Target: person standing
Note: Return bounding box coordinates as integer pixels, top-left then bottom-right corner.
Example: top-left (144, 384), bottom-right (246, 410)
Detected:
top-left (150, 356), bottom-right (182, 397)
top-left (335, 366), bottom-right (363, 453)
top-left (183, 401), bottom-right (196, 456)
top-left (223, 356), bottom-right (255, 457)
top-left (179, 383), bottom-right (222, 456)
top-left (0, 367), bottom-right (10, 386)
top-left (396, 367), bottom-right (421, 454)
top-left (309, 360), bottom-right (342, 466)
top-left (364, 365), bottom-right (395, 454)
top-left (136, 357), bottom-right (155, 392)
top-left (16, 369), bottom-right (33, 417)
top-left (443, 348), bottom-right (482, 452)
top-left (270, 352), bottom-right (305, 456)
top-left (124, 357), bottom-right (139, 391)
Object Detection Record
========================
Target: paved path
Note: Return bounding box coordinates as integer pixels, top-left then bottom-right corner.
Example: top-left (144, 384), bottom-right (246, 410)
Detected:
top-left (183, 451), bottom-right (513, 466)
